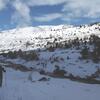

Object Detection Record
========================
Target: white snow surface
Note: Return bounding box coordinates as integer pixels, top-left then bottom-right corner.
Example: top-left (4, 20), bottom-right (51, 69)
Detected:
top-left (0, 68), bottom-right (100, 100)
top-left (0, 24), bottom-right (100, 100)
top-left (0, 24), bottom-right (100, 52)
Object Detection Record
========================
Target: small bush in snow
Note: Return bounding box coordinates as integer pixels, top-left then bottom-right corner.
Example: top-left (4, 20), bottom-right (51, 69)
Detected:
top-left (80, 46), bottom-right (89, 59)
top-left (53, 66), bottom-right (66, 77)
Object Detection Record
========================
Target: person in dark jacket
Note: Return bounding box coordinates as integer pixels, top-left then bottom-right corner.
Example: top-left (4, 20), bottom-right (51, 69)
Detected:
top-left (0, 66), bottom-right (6, 87)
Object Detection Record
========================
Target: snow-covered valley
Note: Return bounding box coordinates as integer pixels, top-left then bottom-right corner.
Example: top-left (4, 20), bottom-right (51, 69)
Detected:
top-left (0, 23), bottom-right (100, 100)
top-left (0, 69), bottom-right (100, 100)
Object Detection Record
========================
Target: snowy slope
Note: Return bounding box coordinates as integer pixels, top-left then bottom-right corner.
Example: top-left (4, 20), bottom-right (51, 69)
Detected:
top-left (0, 23), bottom-right (100, 100)
top-left (0, 23), bottom-right (100, 80)
top-left (0, 24), bottom-right (100, 52)
top-left (0, 68), bottom-right (100, 100)
top-left (3, 48), bottom-right (100, 80)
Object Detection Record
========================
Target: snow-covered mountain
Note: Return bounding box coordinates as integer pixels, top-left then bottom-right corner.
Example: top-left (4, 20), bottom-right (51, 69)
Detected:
top-left (0, 23), bottom-right (100, 52)
top-left (0, 23), bottom-right (100, 100)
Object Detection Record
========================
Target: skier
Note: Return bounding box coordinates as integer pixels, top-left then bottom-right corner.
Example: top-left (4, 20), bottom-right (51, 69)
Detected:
top-left (0, 66), bottom-right (6, 87)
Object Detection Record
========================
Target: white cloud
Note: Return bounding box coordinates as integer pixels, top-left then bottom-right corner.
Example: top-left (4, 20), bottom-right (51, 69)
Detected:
top-left (26, 0), bottom-right (66, 6)
top-left (34, 13), bottom-right (62, 22)
top-left (62, 0), bottom-right (100, 20)
top-left (11, 0), bottom-right (100, 25)
top-left (0, 0), bottom-right (5, 10)
top-left (11, 0), bottom-right (31, 26)
top-left (0, 0), bottom-right (8, 11)
top-left (10, 0), bottom-right (66, 25)
top-left (0, 0), bottom-right (100, 26)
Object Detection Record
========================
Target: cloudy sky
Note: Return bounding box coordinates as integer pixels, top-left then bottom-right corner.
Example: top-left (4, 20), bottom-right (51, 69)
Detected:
top-left (0, 0), bottom-right (100, 30)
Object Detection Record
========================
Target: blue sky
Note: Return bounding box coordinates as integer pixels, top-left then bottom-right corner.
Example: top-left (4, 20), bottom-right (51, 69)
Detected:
top-left (0, 0), bottom-right (100, 30)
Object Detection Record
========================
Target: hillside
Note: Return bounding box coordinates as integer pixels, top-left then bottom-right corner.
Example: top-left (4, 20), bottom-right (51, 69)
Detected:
top-left (0, 23), bottom-right (100, 100)
top-left (0, 23), bottom-right (100, 52)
